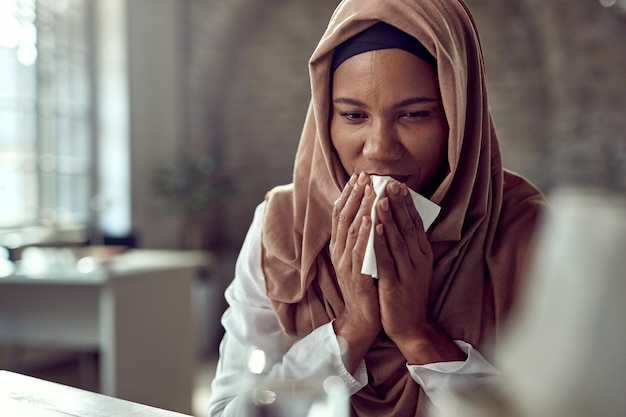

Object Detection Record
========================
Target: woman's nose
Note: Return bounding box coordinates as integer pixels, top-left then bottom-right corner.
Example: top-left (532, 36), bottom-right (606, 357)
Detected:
top-left (363, 120), bottom-right (402, 161)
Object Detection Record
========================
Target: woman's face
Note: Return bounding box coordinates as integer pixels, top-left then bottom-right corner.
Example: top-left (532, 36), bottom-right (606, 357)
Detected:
top-left (330, 48), bottom-right (449, 195)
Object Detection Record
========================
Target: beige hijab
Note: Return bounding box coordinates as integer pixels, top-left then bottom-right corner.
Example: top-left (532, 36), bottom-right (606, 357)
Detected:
top-left (261, 0), bottom-right (547, 415)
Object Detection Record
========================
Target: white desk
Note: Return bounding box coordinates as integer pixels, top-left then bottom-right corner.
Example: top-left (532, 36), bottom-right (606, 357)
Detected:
top-left (0, 370), bottom-right (192, 416)
top-left (0, 250), bottom-right (211, 415)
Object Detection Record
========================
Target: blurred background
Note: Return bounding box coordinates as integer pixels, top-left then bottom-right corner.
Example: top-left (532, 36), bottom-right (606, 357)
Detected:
top-left (0, 0), bottom-right (624, 416)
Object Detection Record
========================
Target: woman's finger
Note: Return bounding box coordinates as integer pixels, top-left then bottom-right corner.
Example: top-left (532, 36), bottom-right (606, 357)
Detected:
top-left (335, 173), bottom-right (369, 244)
top-left (331, 173), bottom-right (357, 253)
top-left (352, 214), bottom-right (372, 274)
top-left (384, 181), bottom-right (428, 268)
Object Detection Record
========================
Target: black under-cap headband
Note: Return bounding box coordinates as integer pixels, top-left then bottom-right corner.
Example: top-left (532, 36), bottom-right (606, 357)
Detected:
top-left (331, 21), bottom-right (436, 73)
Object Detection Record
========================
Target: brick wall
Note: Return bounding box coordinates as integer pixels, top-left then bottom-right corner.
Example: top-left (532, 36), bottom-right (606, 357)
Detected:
top-left (184, 0), bottom-right (626, 250)
top-left (468, 0), bottom-right (626, 192)
top-left (183, 0), bottom-right (337, 249)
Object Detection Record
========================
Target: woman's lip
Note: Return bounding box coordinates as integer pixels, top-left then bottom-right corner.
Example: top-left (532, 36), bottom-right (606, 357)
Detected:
top-left (390, 175), bottom-right (409, 183)
top-left (367, 173), bottom-right (409, 183)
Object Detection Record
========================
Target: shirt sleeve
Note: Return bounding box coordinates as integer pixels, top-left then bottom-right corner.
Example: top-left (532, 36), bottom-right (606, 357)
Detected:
top-left (407, 340), bottom-right (503, 409)
top-left (208, 202), bottom-right (367, 417)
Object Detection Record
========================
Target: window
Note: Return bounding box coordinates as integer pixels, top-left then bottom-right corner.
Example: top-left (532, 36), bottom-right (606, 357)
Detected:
top-left (0, 0), bottom-right (93, 243)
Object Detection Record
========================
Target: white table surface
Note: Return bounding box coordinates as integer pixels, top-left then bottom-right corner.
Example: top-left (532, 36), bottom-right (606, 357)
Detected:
top-left (0, 370), bottom-right (192, 416)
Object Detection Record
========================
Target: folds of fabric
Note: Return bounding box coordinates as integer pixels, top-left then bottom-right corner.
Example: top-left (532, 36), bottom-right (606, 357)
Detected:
top-left (261, 0), bottom-right (547, 415)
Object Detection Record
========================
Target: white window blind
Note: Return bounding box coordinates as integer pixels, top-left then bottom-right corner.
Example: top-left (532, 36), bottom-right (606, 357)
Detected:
top-left (0, 0), bottom-right (93, 238)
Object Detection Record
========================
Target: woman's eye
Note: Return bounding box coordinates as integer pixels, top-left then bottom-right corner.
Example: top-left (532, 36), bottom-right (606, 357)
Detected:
top-left (402, 111), bottom-right (430, 119)
top-left (339, 112), bottom-right (367, 121)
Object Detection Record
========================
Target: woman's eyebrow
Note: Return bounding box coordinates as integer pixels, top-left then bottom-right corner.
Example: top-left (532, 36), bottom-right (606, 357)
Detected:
top-left (394, 97), bottom-right (439, 107)
top-left (333, 96), bottom-right (439, 108)
top-left (332, 97), bottom-right (368, 107)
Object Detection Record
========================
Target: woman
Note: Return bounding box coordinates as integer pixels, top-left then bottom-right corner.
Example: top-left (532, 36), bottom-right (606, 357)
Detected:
top-left (208, 0), bottom-right (547, 416)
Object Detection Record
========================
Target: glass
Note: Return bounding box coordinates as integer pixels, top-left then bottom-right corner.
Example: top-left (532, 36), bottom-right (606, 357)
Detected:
top-left (245, 377), bottom-right (349, 417)
top-left (240, 348), bottom-right (350, 417)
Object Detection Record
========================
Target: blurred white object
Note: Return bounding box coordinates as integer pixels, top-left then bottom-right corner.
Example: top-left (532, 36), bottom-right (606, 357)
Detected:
top-left (19, 246), bottom-right (78, 276)
top-left (241, 348), bottom-right (348, 417)
top-left (0, 247), bottom-right (15, 277)
top-left (497, 186), bottom-right (626, 417)
top-left (430, 186), bottom-right (626, 417)
top-left (246, 376), bottom-right (349, 417)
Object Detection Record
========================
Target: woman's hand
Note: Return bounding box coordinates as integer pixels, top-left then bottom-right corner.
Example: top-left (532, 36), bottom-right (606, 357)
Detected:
top-left (330, 172), bottom-right (381, 372)
top-left (374, 180), bottom-right (465, 364)
top-left (374, 180), bottom-right (432, 337)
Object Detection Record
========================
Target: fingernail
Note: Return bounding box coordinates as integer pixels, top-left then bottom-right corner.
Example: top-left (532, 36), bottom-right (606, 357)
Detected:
top-left (358, 172), bottom-right (368, 185)
top-left (349, 173), bottom-right (357, 185)
top-left (380, 198), bottom-right (389, 211)
top-left (361, 216), bottom-right (370, 229)
top-left (390, 181), bottom-right (400, 195)
top-left (364, 184), bottom-right (373, 197)
top-left (401, 184), bottom-right (408, 196)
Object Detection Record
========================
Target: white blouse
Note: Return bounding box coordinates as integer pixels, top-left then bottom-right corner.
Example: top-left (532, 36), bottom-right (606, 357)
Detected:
top-left (207, 202), bottom-right (502, 417)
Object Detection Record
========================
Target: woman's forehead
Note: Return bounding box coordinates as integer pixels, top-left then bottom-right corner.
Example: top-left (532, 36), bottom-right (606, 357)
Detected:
top-left (332, 49), bottom-right (441, 99)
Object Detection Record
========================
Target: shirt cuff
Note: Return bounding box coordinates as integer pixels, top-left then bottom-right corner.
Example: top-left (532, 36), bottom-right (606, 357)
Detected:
top-left (324, 320), bottom-right (368, 395)
top-left (407, 340), bottom-right (502, 407)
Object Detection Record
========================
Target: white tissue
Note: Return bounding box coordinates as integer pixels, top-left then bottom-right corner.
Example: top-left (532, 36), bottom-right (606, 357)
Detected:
top-left (361, 175), bottom-right (440, 278)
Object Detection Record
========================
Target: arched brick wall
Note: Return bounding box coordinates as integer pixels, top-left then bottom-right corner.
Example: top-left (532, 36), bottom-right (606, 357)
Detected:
top-left (184, 0), bottom-right (626, 250)
top-left (468, 0), bottom-right (626, 191)
top-left (184, 0), bottom-right (338, 249)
